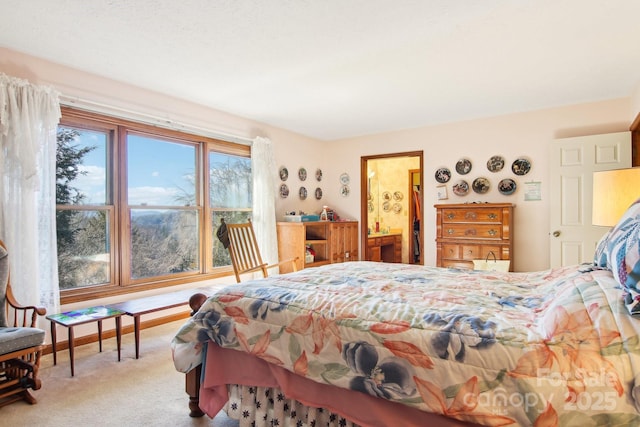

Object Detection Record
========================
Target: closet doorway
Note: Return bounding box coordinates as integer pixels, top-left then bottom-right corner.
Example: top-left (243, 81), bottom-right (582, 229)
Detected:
top-left (408, 169), bottom-right (422, 264)
top-left (360, 151), bottom-right (423, 264)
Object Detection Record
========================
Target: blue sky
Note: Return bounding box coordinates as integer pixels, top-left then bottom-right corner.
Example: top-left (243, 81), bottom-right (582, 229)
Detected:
top-left (70, 130), bottom-right (251, 207)
top-left (72, 131), bottom-right (196, 206)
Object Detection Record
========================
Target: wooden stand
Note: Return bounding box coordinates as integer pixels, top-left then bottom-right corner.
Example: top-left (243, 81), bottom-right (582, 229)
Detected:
top-left (276, 221), bottom-right (358, 271)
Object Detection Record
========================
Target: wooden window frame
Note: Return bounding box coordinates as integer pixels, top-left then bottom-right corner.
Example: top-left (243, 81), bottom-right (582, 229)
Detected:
top-left (58, 107), bottom-right (251, 304)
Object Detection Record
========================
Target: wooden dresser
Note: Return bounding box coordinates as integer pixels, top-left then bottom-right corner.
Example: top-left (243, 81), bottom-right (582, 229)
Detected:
top-left (277, 221), bottom-right (358, 272)
top-left (435, 203), bottom-right (514, 270)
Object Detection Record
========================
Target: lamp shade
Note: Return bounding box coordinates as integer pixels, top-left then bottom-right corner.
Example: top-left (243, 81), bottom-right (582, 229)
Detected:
top-left (592, 167), bottom-right (640, 226)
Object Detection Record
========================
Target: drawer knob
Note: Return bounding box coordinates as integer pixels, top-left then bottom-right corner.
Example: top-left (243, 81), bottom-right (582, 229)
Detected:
top-left (446, 213), bottom-right (455, 220)
top-left (464, 229), bottom-right (477, 236)
top-left (447, 228), bottom-right (455, 235)
top-left (465, 212), bottom-right (477, 220)
top-left (488, 229), bottom-right (497, 236)
top-left (488, 213), bottom-right (497, 219)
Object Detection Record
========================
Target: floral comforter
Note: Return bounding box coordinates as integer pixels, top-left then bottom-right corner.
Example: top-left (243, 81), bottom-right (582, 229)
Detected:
top-left (171, 261), bottom-right (640, 426)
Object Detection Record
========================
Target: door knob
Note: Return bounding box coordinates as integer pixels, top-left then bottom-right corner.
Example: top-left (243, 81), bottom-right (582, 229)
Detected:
top-left (552, 230), bottom-right (561, 237)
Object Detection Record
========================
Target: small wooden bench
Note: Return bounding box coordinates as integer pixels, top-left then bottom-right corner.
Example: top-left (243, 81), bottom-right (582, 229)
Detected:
top-left (107, 287), bottom-right (210, 359)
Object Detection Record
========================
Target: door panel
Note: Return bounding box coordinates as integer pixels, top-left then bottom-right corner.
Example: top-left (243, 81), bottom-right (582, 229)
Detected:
top-left (550, 132), bottom-right (631, 267)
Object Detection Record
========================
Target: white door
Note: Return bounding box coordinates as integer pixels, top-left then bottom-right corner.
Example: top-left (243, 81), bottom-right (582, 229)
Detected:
top-left (549, 132), bottom-right (631, 267)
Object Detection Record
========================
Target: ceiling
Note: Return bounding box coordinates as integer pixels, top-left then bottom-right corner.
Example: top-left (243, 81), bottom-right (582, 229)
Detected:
top-left (2, 0), bottom-right (640, 141)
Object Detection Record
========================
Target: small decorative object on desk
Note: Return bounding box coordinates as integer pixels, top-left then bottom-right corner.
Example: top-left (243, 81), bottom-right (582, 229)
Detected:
top-left (320, 206), bottom-right (329, 221)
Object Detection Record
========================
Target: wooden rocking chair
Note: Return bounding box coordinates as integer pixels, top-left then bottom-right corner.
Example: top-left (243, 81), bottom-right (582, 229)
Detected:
top-left (225, 219), bottom-right (298, 283)
top-left (0, 240), bottom-right (47, 407)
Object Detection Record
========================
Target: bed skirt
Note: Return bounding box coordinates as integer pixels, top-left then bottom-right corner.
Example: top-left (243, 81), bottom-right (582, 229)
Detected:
top-left (197, 342), bottom-right (478, 427)
top-left (223, 384), bottom-right (357, 427)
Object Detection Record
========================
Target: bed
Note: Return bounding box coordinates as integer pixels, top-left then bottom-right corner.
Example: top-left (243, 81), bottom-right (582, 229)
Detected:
top-left (171, 200), bottom-right (640, 427)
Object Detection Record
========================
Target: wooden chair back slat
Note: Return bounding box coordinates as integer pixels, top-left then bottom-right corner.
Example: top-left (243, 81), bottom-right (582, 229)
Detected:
top-left (227, 221), bottom-right (268, 283)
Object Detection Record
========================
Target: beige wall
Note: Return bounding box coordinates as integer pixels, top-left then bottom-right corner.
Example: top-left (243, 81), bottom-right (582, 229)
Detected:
top-left (326, 99), bottom-right (632, 271)
top-left (1, 47), bottom-right (637, 275)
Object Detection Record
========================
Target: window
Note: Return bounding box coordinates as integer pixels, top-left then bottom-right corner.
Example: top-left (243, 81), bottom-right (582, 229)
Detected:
top-left (56, 107), bottom-right (251, 301)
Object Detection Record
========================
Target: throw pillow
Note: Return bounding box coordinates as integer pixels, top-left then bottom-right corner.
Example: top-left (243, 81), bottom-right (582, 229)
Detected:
top-left (593, 229), bottom-right (611, 268)
top-left (607, 198), bottom-right (640, 314)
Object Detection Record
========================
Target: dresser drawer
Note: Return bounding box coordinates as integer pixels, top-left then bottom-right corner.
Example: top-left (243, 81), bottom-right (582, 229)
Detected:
top-left (441, 208), bottom-right (502, 223)
top-left (461, 245), bottom-right (481, 260)
top-left (442, 244), bottom-right (460, 259)
top-left (442, 259), bottom-right (473, 270)
top-left (481, 246), bottom-right (503, 259)
top-left (442, 224), bottom-right (502, 239)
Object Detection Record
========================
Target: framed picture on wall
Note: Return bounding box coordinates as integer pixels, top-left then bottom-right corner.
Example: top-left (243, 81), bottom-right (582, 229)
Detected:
top-left (437, 185), bottom-right (448, 200)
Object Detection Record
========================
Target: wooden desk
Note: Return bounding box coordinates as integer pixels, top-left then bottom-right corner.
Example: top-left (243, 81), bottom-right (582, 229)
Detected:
top-left (367, 233), bottom-right (402, 263)
top-left (107, 287), bottom-right (211, 359)
top-left (47, 306), bottom-right (123, 376)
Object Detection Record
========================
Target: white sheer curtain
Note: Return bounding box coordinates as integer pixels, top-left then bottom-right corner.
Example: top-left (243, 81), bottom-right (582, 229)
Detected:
top-left (251, 136), bottom-right (278, 268)
top-left (0, 73), bottom-right (61, 315)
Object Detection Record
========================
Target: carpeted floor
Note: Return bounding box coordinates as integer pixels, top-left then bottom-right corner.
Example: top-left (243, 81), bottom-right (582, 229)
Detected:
top-left (1, 320), bottom-right (239, 427)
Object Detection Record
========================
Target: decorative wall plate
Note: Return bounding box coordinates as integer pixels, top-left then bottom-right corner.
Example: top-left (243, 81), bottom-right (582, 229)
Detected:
top-left (315, 168), bottom-right (323, 181)
top-left (487, 155), bottom-right (505, 172)
top-left (512, 158), bottom-right (531, 175)
top-left (368, 201), bottom-right (374, 212)
top-left (435, 167), bottom-right (451, 183)
top-left (498, 178), bottom-right (517, 195)
top-left (299, 186), bottom-right (307, 199)
top-left (315, 187), bottom-right (323, 200)
top-left (340, 173), bottom-right (350, 185)
top-left (472, 177), bottom-right (491, 194)
top-left (393, 203), bottom-right (402, 214)
top-left (279, 166), bottom-right (289, 181)
top-left (452, 180), bottom-right (469, 196)
top-left (340, 185), bottom-right (350, 197)
top-left (456, 158), bottom-right (472, 175)
top-left (383, 201), bottom-right (391, 212)
top-left (279, 183), bottom-right (289, 198)
top-left (393, 191), bottom-right (403, 201)
top-left (382, 191), bottom-right (392, 201)
top-left (298, 167), bottom-right (307, 181)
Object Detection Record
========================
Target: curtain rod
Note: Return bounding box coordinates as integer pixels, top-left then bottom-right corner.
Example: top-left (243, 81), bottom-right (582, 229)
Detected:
top-left (59, 94), bottom-right (253, 146)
